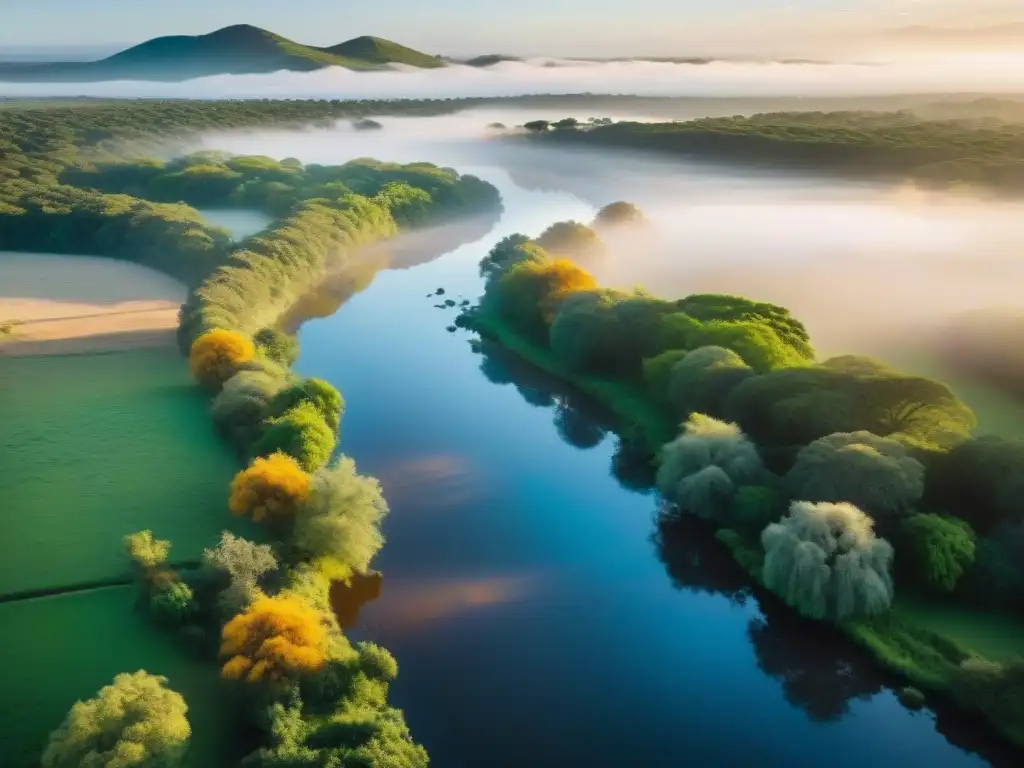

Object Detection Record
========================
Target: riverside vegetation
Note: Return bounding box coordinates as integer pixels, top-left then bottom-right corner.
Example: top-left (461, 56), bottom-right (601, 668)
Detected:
top-left (2, 98), bottom-right (501, 765)
top-left (461, 203), bottom-right (1024, 750)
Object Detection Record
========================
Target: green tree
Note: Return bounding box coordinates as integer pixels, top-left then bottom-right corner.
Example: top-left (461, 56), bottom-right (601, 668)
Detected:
top-left (252, 401), bottom-right (336, 472)
top-left (901, 514), bottom-right (976, 594)
top-left (41, 671), bottom-right (190, 767)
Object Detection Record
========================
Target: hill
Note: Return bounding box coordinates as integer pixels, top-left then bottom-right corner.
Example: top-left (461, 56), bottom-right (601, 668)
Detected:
top-left (0, 25), bottom-right (444, 82)
top-left (322, 36), bottom-right (444, 68)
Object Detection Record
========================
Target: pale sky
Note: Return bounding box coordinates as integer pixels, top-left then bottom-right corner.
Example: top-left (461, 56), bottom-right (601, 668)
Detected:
top-left (0, 0), bottom-right (1016, 57)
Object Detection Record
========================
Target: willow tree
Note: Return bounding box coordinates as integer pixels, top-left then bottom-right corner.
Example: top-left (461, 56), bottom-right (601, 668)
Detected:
top-left (762, 501), bottom-right (895, 621)
top-left (656, 413), bottom-right (766, 522)
top-left (784, 431), bottom-right (925, 522)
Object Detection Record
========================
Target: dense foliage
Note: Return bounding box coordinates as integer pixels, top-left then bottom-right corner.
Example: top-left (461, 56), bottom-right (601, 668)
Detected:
top-left (229, 452), bottom-right (313, 524)
top-left (41, 671), bottom-right (191, 768)
top-left (524, 111), bottom-right (1024, 193)
top-left (221, 595), bottom-right (328, 683)
top-left (189, 329), bottom-right (257, 391)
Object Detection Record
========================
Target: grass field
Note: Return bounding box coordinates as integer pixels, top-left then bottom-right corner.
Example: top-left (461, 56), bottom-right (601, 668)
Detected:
top-left (0, 586), bottom-right (236, 768)
top-left (0, 347), bottom-right (252, 596)
top-left (895, 595), bottom-right (1024, 663)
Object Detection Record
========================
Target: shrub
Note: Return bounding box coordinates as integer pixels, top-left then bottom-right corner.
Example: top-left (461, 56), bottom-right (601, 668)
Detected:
top-left (295, 457), bottom-right (388, 572)
top-left (252, 402), bottom-right (336, 472)
top-left (898, 686), bottom-right (926, 710)
top-left (656, 413), bottom-right (766, 522)
top-left (901, 514), bottom-right (976, 594)
top-left (123, 530), bottom-right (171, 571)
top-left (762, 500), bottom-right (895, 621)
top-left (229, 452), bottom-right (312, 524)
top-left (356, 642), bottom-right (399, 682)
top-left (271, 378), bottom-right (345, 432)
top-left (784, 431), bottom-right (925, 522)
top-left (41, 671), bottom-right (190, 768)
top-left (188, 328), bottom-right (256, 390)
top-left (151, 581), bottom-right (197, 625)
top-left (220, 596), bottom-right (327, 683)
top-left (254, 327), bottom-right (300, 366)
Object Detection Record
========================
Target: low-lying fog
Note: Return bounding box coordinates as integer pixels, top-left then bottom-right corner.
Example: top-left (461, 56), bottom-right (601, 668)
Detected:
top-left (3, 52), bottom-right (1024, 99)
top-left (194, 108), bottom-right (1024, 365)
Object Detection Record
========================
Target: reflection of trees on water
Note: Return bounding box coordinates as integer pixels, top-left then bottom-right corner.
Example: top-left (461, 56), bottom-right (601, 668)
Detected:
top-left (475, 337), bottom-right (660, 489)
top-left (653, 511), bottom-right (751, 606)
top-left (329, 571), bottom-right (384, 630)
top-left (748, 598), bottom-right (885, 722)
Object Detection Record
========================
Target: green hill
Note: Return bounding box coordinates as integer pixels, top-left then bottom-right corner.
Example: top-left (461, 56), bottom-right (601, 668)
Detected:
top-left (322, 36), bottom-right (444, 68)
top-left (0, 25), bottom-right (445, 82)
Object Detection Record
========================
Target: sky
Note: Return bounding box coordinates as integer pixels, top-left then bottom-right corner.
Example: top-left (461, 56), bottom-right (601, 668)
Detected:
top-left (0, 0), bottom-right (1019, 57)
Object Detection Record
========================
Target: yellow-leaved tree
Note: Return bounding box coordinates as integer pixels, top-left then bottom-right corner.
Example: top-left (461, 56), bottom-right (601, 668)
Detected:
top-left (229, 452), bottom-right (311, 523)
top-left (220, 595), bottom-right (327, 683)
top-left (189, 328), bottom-right (256, 390)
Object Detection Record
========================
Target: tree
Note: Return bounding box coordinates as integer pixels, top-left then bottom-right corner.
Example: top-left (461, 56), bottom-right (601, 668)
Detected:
top-left (724, 356), bottom-right (975, 450)
top-left (523, 120), bottom-right (550, 132)
top-left (229, 453), bottom-right (312, 524)
top-left (202, 532), bottom-right (278, 615)
top-left (593, 201), bottom-right (645, 227)
top-left (254, 327), bottom-right (299, 366)
top-left (533, 221), bottom-right (604, 262)
top-left (270, 378), bottom-right (345, 433)
top-left (295, 457), bottom-right (389, 572)
top-left (252, 402), bottom-right (336, 472)
top-left (784, 431), bottom-right (925, 522)
top-left (211, 368), bottom-right (286, 452)
top-left (901, 514), bottom-right (976, 594)
top-left (656, 413), bottom-right (767, 522)
top-left (667, 345), bottom-right (755, 418)
top-left (762, 501), bottom-right (895, 621)
top-left (151, 582), bottom-right (197, 625)
top-left (123, 530), bottom-right (171, 571)
top-left (220, 596), bottom-right (327, 684)
top-left (188, 329), bottom-right (256, 391)
top-left (925, 436), bottom-right (1024, 532)
top-left (494, 257), bottom-right (597, 338)
top-left (478, 233), bottom-right (539, 284)
top-left (41, 671), bottom-right (190, 768)
top-left (966, 521), bottom-right (1024, 609)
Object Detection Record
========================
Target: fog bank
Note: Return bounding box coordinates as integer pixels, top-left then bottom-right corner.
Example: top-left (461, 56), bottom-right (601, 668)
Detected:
top-left (3, 53), bottom-right (1024, 99)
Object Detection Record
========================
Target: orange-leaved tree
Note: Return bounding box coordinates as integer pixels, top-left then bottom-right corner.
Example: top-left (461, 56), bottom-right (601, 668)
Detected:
top-left (229, 452), bottom-right (311, 523)
top-left (496, 257), bottom-right (597, 335)
top-left (220, 595), bottom-right (327, 683)
top-left (189, 328), bottom-right (256, 390)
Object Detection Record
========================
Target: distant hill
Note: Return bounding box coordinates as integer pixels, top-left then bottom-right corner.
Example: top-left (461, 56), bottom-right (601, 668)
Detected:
top-left (0, 24), bottom-right (445, 82)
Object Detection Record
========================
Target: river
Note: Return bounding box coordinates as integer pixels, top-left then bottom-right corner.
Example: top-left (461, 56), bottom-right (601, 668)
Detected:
top-left (288, 166), bottom-right (1019, 766)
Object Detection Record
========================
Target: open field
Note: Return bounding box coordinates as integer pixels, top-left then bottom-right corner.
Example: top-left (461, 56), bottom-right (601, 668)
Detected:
top-left (0, 348), bottom-right (248, 596)
top-left (0, 252), bottom-right (183, 356)
top-left (0, 586), bottom-right (235, 768)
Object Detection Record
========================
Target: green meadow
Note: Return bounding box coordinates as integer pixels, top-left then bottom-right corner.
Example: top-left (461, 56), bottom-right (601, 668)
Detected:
top-left (0, 586), bottom-right (235, 768)
top-left (0, 347), bottom-right (249, 596)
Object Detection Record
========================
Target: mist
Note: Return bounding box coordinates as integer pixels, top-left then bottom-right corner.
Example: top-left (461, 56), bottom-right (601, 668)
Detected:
top-left (184, 109), bottom-right (1024, 373)
top-left (3, 52), bottom-right (1024, 100)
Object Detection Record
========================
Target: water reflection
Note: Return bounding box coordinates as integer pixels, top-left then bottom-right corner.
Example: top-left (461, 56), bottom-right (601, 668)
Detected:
top-left (374, 454), bottom-right (483, 513)
top-left (364, 574), bottom-right (536, 632)
top-left (653, 511), bottom-right (751, 606)
top-left (330, 571), bottom-right (384, 630)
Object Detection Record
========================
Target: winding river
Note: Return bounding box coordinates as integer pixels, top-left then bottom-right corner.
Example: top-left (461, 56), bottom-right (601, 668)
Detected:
top-left (289, 168), bottom-right (1019, 766)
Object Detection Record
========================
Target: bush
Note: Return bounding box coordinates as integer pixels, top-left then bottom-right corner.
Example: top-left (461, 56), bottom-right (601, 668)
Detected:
top-left (270, 378), bottom-right (345, 432)
top-left (898, 686), bottom-right (926, 710)
top-left (221, 596), bottom-right (327, 684)
top-left (656, 413), bottom-right (767, 522)
top-left (357, 642), bottom-right (399, 682)
top-left (252, 402), bottom-right (336, 472)
top-left (762, 500), bottom-right (894, 621)
top-left (783, 431), bottom-right (925, 522)
top-left (254, 327), bottom-right (300, 366)
top-left (189, 328), bottom-right (256, 390)
top-left (151, 581), bottom-right (197, 625)
top-left (41, 671), bottom-right (190, 767)
top-left (123, 530), bottom-right (171, 571)
top-left (229, 452), bottom-right (312, 524)
top-left (295, 457), bottom-right (388, 572)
